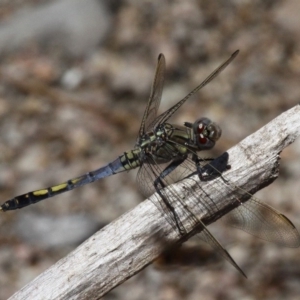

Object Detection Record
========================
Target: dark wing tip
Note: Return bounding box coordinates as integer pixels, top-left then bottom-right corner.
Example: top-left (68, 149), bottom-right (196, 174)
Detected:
top-left (280, 213), bottom-right (297, 229)
top-left (158, 53), bottom-right (165, 60)
top-left (232, 50), bottom-right (239, 57)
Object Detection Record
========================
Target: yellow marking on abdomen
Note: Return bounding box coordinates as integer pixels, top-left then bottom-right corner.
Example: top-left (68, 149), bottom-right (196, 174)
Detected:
top-left (33, 182), bottom-right (69, 196)
top-left (70, 178), bottom-right (82, 184)
top-left (33, 189), bottom-right (49, 196)
top-left (51, 183), bottom-right (68, 192)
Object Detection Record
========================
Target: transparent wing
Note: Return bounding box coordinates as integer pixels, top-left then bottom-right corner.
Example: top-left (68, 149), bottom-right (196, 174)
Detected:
top-left (137, 159), bottom-right (195, 198)
top-left (136, 161), bottom-right (158, 198)
top-left (137, 157), bottom-right (187, 232)
top-left (147, 50), bottom-right (239, 131)
top-left (137, 154), bottom-right (246, 276)
top-left (223, 198), bottom-right (300, 248)
top-left (138, 54), bottom-right (166, 139)
top-left (197, 225), bottom-right (246, 277)
top-left (181, 153), bottom-right (300, 248)
top-left (140, 148), bottom-right (300, 274)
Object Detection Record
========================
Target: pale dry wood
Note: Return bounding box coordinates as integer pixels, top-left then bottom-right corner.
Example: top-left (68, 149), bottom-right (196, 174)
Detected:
top-left (8, 105), bottom-right (300, 300)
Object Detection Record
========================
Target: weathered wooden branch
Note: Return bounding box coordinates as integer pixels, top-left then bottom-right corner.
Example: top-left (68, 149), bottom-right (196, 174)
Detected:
top-left (8, 105), bottom-right (300, 300)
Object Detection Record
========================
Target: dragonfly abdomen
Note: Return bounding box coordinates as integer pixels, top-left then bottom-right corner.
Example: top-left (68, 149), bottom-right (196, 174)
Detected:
top-left (1, 182), bottom-right (75, 211)
top-left (0, 156), bottom-right (131, 211)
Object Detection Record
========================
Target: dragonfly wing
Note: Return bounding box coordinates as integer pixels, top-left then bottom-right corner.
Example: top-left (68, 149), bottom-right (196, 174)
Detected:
top-left (197, 225), bottom-right (247, 277)
top-left (137, 154), bottom-right (246, 276)
top-left (174, 156), bottom-right (246, 276)
top-left (149, 50), bottom-right (239, 130)
top-left (137, 156), bottom-right (188, 233)
top-left (137, 161), bottom-right (158, 198)
top-left (223, 198), bottom-right (300, 248)
top-left (136, 146), bottom-right (197, 198)
top-left (178, 154), bottom-right (300, 248)
top-left (138, 54), bottom-right (166, 138)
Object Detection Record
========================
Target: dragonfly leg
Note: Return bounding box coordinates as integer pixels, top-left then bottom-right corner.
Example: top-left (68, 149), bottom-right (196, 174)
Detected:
top-left (192, 154), bottom-right (230, 181)
top-left (153, 158), bottom-right (187, 235)
top-left (192, 154), bottom-right (212, 181)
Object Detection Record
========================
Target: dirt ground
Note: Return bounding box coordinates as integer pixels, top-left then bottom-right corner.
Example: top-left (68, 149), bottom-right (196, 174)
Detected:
top-left (0, 1), bottom-right (300, 299)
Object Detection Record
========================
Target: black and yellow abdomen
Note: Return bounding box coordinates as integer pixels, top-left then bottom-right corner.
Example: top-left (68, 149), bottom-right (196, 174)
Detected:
top-left (0, 153), bottom-right (141, 211)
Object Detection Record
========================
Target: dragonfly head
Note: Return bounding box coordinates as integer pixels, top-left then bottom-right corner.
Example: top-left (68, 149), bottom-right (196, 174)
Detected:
top-left (193, 117), bottom-right (222, 150)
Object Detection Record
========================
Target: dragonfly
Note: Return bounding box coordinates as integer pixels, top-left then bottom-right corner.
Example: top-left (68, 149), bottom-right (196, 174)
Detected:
top-left (1, 51), bottom-right (299, 276)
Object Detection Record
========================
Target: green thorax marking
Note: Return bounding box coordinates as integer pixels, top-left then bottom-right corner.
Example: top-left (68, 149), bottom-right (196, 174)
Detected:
top-left (140, 123), bottom-right (193, 164)
top-left (120, 123), bottom-right (194, 170)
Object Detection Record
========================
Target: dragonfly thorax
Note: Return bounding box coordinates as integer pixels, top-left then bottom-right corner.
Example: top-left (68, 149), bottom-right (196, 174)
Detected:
top-left (137, 118), bottom-right (222, 163)
top-left (134, 123), bottom-right (184, 164)
top-left (138, 123), bottom-right (173, 151)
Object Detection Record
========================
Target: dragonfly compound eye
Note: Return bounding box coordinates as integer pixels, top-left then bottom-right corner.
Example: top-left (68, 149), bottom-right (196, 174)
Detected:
top-left (207, 123), bottom-right (222, 142)
top-left (193, 117), bottom-right (221, 150)
top-left (198, 133), bottom-right (208, 145)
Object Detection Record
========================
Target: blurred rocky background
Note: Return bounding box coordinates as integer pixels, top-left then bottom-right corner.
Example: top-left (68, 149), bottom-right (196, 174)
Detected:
top-left (0, 0), bottom-right (300, 299)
